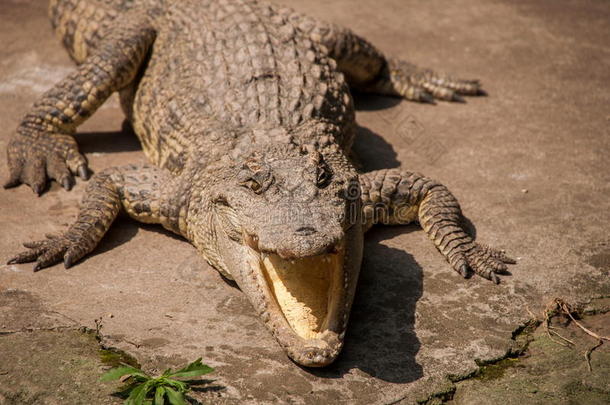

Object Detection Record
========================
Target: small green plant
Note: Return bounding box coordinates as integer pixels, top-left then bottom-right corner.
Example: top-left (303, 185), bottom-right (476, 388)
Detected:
top-left (101, 358), bottom-right (214, 405)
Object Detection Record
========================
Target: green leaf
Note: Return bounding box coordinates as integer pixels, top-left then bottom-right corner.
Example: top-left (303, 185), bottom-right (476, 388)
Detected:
top-left (125, 383), bottom-right (146, 405)
top-left (168, 358), bottom-right (214, 379)
top-left (162, 378), bottom-right (188, 393)
top-left (154, 386), bottom-right (166, 405)
top-left (164, 387), bottom-right (188, 405)
top-left (101, 366), bottom-right (150, 382)
top-left (126, 380), bottom-right (153, 405)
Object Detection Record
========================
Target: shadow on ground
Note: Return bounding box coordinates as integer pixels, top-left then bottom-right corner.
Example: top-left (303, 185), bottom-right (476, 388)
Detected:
top-left (74, 121), bottom-right (141, 155)
top-left (308, 225), bottom-right (424, 383)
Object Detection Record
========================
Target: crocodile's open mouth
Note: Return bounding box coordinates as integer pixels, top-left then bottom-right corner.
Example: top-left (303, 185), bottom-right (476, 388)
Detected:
top-left (245, 236), bottom-right (345, 341)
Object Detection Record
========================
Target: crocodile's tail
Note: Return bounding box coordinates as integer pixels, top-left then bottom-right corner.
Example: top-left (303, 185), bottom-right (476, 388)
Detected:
top-left (49, 0), bottom-right (135, 63)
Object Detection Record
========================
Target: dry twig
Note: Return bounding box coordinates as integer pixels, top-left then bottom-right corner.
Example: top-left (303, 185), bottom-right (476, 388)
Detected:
top-left (543, 299), bottom-right (575, 347)
top-left (544, 298), bottom-right (609, 371)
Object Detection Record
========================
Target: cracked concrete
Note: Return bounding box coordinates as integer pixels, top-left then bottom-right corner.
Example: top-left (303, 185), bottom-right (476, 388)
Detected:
top-left (447, 299), bottom-right (610, 405)
top-left (0, 290), bottom-right (119, 404)
top-left (1, 0), bottom-right (609, 403)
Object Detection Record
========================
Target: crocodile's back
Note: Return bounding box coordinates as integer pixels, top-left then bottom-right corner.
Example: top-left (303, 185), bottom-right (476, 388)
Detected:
top-left (129, 0), bottom-right (355, 171)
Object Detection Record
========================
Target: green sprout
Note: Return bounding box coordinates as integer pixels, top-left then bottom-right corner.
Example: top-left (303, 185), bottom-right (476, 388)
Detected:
top-left (101, 358), bottom-right (214, 405)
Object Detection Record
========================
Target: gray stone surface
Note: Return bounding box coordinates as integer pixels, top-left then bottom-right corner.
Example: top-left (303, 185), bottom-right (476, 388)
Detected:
top-left (1, 0), bottom-right (609, 403)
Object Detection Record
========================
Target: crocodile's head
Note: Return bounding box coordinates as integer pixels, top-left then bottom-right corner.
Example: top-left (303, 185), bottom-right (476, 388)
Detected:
top-left (200, 143), bottom-right (363, 367)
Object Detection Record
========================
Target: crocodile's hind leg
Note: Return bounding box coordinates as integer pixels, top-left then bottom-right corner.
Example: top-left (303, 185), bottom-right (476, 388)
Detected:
top-left (4, 9), bottom-right (154, 194)
top-left (7, 165), bottom-right (186, 271)
top-left (287, 11), bottom-right (483, 103)
top-left (359, 169), bottom-right (515, 283)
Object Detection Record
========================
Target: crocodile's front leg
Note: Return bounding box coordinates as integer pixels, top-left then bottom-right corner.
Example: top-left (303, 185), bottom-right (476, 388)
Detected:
top-left (3, 13), bottom-right (155, 194)
top-left (360, 169), bottom-right (515, 283)
top-left (7, 165), bottom-right (186, 271)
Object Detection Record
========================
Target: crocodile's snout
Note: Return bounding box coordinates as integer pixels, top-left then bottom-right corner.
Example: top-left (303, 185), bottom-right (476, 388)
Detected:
top-left (252, 226), bottom-right (342, 260)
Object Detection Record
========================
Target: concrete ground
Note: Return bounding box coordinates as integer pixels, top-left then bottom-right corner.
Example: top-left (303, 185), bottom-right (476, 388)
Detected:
top-left (1, 0), bottom-right (609, 403)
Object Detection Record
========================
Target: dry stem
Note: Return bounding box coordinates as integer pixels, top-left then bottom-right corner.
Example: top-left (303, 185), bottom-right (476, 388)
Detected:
top-left (543, 298), bottom-right (609, 371)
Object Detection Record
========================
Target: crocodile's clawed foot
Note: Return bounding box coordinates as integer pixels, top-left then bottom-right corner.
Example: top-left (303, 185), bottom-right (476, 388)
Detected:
top-left (7, 232), bottom-right (90, 271)
top-left (384, 58), bottom-right (486, 103)
top-left (449, 243), bottom-right (516, 284)
top-left (4, 133), bottom-right (89, 195)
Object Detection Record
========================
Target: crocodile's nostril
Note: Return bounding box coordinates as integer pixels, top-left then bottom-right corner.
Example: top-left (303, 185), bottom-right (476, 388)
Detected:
top-left (295, 226), bottom-right (316, 236)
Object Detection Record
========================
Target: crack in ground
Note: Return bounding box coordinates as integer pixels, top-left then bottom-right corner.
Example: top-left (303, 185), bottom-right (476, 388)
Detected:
top-left (416, 296), bottom-right (610, 405)
top-left (411, 318), bottom-right (537, 405)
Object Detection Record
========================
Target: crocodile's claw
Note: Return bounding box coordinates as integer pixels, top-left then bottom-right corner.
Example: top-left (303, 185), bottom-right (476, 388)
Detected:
top-left (4, 132), bottom-right (89, 195)
top-left (7, 232), bottom-right (90, 271)
top-left (379, 58), bottom-right (486, 103)
top-left (450, 243), bottom-right (516, 284)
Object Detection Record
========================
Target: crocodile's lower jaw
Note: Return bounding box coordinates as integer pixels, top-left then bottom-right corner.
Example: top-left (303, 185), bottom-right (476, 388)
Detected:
top-left (246, 241), bottom-right (347, 365)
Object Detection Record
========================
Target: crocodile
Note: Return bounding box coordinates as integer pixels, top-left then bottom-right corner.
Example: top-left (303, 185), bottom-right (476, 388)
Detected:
top-left (4, 0), bottom-right (515, 367)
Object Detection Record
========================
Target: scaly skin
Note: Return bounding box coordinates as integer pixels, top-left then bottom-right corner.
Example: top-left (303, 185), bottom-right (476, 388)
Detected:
top-left (4, 0), bottom-right (513, 367)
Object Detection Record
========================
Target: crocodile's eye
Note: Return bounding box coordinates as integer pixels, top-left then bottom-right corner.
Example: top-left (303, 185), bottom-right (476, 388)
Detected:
top-left (242, 178), bottom-right (263, 194)
top-left (239, 159), bottom-right (273, 194)
top-left (316, 165), bottom-right (332, 188)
